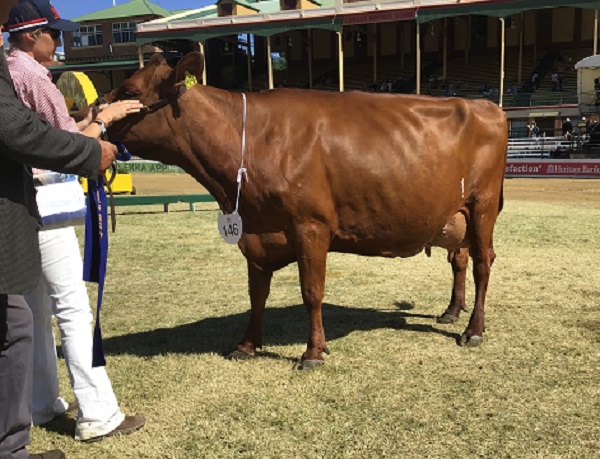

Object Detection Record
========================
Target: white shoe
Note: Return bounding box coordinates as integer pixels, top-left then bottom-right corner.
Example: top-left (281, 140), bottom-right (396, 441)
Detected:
top-left (74, 410), bottom-right (125, 442)
top-left (32, 397), bottom-right (69, 426)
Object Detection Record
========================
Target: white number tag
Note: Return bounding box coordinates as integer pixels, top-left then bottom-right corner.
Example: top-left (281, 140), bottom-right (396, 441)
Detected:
top-left (218, 212), bottom-right (242, 244)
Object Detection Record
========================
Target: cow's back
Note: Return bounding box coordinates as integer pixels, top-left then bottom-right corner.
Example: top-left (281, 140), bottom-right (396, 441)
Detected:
top-left (246, 90), bottom-right (506, 256)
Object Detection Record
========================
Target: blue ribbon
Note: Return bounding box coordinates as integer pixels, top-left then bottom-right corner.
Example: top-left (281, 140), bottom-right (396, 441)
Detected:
top-left (113, 141), bottom-right (132, 162)
top-left (83, 141), bottom-right (131, 367)
top-left (83, 175), bottom-right (108, 367)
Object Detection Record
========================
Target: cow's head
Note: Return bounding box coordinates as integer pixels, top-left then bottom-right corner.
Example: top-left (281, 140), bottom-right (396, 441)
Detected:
top-left (105, 52), bottom-right (204, 156)
top-left (107, 51), bottom-right (204, 108)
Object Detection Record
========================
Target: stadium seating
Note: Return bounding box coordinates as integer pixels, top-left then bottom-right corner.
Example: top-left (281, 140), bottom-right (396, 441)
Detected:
top-left (240, 44), bottom-right (594, 111)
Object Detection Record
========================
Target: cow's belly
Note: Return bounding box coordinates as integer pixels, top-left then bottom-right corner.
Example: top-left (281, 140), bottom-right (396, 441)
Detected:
top-left (330, 210), bottom-right (467, 258)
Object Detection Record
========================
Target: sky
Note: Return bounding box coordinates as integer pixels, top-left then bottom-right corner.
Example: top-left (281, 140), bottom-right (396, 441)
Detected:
top-left (0, 0), bottom-right (217, 52)
top-left (0, 1), bottom-right (216, 52)
top-left (51, 0), bottom-right (215, 20)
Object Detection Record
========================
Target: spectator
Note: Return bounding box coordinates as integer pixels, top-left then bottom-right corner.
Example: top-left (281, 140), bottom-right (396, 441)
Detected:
top-left (551, 71), bottom-right (561, 92)
top-left (562, 117), bottom-right (573, 139)
top-left (5, 0), bottom-right (145, 443)
top-left (528, 120), bottom-right (540, 138)
top-left (531, 72), bottom-right (540, 91)
top-left (558, 73), bottom-right (565, 91)
top-left (578, 116), bottom-right (588, 137)
top-left (0, 2), bottom-right (118, 458)
top-left (445, 82), bottom-right (456, 96)
top-left (483, 86), bottom-right (499, 99)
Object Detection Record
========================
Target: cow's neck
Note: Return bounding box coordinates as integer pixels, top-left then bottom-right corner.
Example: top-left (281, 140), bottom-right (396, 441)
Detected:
top-left (188, 86), bottom-right (248, 214)
top-left (136, 86), bottom-right (246, 213)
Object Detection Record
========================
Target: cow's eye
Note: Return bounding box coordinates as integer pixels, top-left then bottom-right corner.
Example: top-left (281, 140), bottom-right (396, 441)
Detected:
top-left (115, 90), bottom-right (139, 101)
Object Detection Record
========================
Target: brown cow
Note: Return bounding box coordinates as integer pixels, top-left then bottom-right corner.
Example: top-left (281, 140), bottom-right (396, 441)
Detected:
top-left (107, 52), bottom-right (506, 368)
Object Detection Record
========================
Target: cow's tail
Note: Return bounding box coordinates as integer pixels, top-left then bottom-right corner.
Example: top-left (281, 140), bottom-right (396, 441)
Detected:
top-left (498, 182), bottom-right (504, 215)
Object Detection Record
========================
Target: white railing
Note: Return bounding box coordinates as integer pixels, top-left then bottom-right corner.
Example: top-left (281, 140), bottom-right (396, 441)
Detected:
top-left (507, 136), bottom-right (575, 158)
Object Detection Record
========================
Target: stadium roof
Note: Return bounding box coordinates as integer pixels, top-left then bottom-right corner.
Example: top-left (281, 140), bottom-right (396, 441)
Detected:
top-left (416, 0), bottom-right (600, 24)
top-left (136, 0), bottom-right (600, 44)
top-left (72, 0), bottom-right (172, 22)
top-left (575, 54), bottom-right (600, 69)
top-left (46, 59), bottom-right (143, 72)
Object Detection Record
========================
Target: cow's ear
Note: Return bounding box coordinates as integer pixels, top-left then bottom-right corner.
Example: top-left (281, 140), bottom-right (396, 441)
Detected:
top-left (149, 53), bottom-right (167, 66)
top-left (174, 52), bottom-right (204, 86)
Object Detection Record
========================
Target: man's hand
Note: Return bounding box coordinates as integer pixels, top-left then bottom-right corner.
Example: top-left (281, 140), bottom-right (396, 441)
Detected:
top-left (98, 139), bottom-right (117, 174)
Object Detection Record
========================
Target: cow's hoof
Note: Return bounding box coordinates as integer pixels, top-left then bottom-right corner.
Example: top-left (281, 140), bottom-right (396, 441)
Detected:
top-left (459, 334), bottom-right (484, 347)
top-left (227, 350), bottom-right (255, 360)
top-left (437, 312), bottom-right (459, 324)
top-left (299, 359), bottom-right (324, 370)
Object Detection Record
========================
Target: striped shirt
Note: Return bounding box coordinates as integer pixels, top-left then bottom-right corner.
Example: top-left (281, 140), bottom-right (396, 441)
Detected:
top-left (7, 48), bottom-right (79, 174)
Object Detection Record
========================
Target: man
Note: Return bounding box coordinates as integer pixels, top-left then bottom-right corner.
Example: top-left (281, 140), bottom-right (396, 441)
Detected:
top-left (578, 116), bottom-right (588, 136)
top-left (5, 0), bottom-right (145, 443)
top-left (0, 1), bottom-right (117, 458)
top-left (562, 118), bottom-right (573, 140)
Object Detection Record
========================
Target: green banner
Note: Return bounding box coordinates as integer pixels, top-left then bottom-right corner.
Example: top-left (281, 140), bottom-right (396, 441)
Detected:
top-left (120, 162), bottom-right (185, 174)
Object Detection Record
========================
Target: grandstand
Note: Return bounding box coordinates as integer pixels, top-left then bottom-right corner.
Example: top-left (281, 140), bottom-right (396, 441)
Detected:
top-left (134, 0), bottom-right (600, 144)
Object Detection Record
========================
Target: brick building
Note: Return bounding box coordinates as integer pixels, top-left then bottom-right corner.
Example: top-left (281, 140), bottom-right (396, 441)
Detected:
top-left (56, 0), bottom-right (176, 94)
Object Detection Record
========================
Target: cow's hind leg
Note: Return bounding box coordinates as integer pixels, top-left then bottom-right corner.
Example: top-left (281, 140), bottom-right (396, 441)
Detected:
top-left (295, 222), bottom-right (330, 369)
top-left (461, 206), bottom-right (498, 347)
top-left (438, 247), bottom-right (469, 324)
top-left (230, 261), bottom-right (273, 359)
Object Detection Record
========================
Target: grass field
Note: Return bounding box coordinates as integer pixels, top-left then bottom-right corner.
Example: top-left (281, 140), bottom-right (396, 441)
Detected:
top-left (33, 177), bottom-right (600, 459)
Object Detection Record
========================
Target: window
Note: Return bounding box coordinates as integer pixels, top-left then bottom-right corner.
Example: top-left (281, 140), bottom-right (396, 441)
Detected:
top-left (219, 3), bottom-right (233, 16)
top-left (71, 25), bottom-right (103, 47)
top-left (282, 0), bottom-right (298, 10)
top-left (112, 21), bottom-right (140, 44)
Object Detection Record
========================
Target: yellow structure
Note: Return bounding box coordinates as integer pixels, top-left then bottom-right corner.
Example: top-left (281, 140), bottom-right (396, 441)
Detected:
top-left (56, 71), bottom-right (135, 195)
top-left (56, 71), bottom-right (98, 113)
top-left (80, 170), bottom-right (136, 195)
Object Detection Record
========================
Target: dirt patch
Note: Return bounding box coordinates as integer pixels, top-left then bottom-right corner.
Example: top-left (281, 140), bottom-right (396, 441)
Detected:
top-left (132, 174), bottom-right (207, 195)
top-left (504, 178), bottom-right (600, 203)
top-left (131, 174), bottom-right (600, 204)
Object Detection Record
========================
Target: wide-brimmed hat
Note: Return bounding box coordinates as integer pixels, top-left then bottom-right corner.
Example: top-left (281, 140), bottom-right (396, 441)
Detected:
top-left (4, 0), bottom-right (78, 34)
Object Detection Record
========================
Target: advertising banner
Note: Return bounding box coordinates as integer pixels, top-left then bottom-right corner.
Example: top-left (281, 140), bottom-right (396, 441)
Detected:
top-left (505, 159), bottom-right (600, 178)
top-left (342, 9), bottom-right (416, 26)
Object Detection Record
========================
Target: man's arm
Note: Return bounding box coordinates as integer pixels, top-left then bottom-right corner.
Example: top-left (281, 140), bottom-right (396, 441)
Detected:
top-left (0, 60), bottom-right (106, 178)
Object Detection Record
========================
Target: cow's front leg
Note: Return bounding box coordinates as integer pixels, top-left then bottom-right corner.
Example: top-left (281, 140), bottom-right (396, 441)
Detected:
top-left (438, 247), bottom-right (469, 324)
top-left (230, 261), bottom-right (272, 359)
top-left (295, 222), bottom-right (330, 369)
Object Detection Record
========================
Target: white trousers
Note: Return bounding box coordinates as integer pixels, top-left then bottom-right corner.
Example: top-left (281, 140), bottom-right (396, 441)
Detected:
top-left (25, 227), bottom-right (124, 439)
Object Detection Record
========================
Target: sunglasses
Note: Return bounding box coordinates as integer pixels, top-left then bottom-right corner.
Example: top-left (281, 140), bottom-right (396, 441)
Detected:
top-left (40, 28), bottom-right (61, 40)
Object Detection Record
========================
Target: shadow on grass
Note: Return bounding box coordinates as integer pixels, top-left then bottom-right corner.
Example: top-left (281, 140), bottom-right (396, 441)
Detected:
top-left (115, 208), bottom-right (217, 216)
top-left (100, 302), bottom-right (460, 359)
top-left (393, 301), bottom-right (440, 320)
top-left (38, 414), bottom-right (76, 438)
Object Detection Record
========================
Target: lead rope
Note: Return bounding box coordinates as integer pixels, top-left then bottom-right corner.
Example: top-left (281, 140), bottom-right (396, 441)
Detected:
top-left (234, 93), bottom-right (248, 213)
